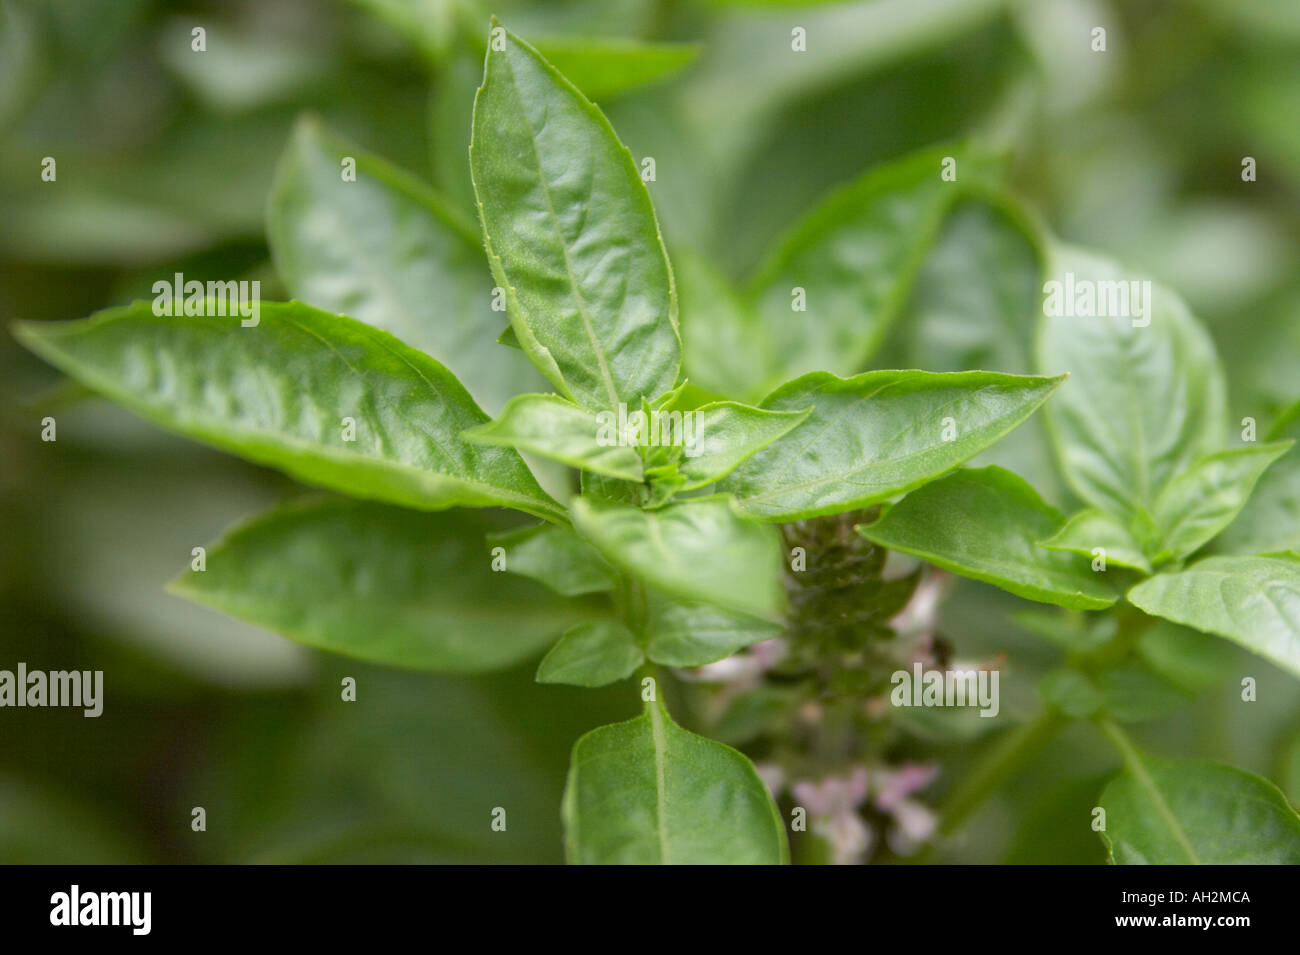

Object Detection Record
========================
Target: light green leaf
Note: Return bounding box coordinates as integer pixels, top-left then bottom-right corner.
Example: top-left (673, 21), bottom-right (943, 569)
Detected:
top-left (531, 37), bottom-right (700, 101)
top-left (1040, 508), bottom-right (1152, 573)
top-left (1152, 442), bottom-right (1292, 562)
top-left (12, 302), bottom-right (564, 522)
top-left (1099, 757), bottom-right (1300, 864)
top-left (1215, 401), bottom-right (1300, 555)
top-left (570, 496), bottom-right (785, 620)
top-left (536, 621), bottom-right (643, 687)
top-left (1036, 245), bottom-right (1227, 523)
top-left (720, 370), bottom-right (1062, 522)
top-left (744, 147), bottom-right (978, 389)
top-left (562, 699), bottom-right (789, 864)
top-left (645, 594), bottom-right (783, 667)
top-left (1097, 667), bottom-right (1193, 723)
top-left (487, 522), bottom-right (616, 596)
top-left (1127, 556), bottom-right (1300, 678)
top-left (470, 22), bottom-right (680, 411)
top-left (169, 498), bottom-right (582, 672)
top-left (858, 467), bottom-right (1118, 610)
top-left (267, 117), bottom-right (538, 414)
top-left (463, 393), bottom-right (644, 481)
top-left (678, 402), bottom-right (810, 490)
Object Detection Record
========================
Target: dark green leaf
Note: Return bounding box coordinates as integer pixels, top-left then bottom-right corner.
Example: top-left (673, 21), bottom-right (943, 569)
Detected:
top-left (170, 498), bottom-right (583, 672)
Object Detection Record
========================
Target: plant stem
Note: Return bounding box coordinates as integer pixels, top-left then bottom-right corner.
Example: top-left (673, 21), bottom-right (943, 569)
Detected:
top-left (937, 708), bottom-right (1066, 836)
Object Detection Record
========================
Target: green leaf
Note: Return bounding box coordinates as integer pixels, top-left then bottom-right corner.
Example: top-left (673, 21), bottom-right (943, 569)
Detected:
top-left (675, 247), bottom-right (768, 402)
top-left (744, 147), bottom-right (976, 389)
top-left (1038, 669), bottom-right (1102, 718)
top-left (267, 117), bottom-right (538, 414)
top-left (487, 522), bottom-right (616, 596)
top-left (1127, 555), bottom-right (1300, 678)
top-left (169, 498), bottom-right (583, 672)
top-left (470, 22), bottom-right (680, 411)
top-left (1096, 667), bottom-right (1193, 722)
top-left (678, 402), bottom-right (810, 490)
top-left (530, 37), bottom-right (700, 101)
top-left (719, 370), bottom-right (1063, 521)
top-left (1137, 622), bottom-right (1239, 693)
top-left (536, 621), bottom-right (643, 687)
top-left (645, 594), bottom-right (783, 667)
top-left (12, 302), bottom-right (564, 522)
top-left (1215, 401), bottom-right (1300, 555)
top-left (1099, 758), bottom-right (1300, 864)
top-left (562, 699), bottom-right (789, 864)
top-left (1151, 442), bottom-right (1292, 562)
top-left (1040, 508), bottom-right (1152, 573)
top-left (570, 496), bottom-right (785, 620)
top-left (463, 393), bottom-right (644, 481)
top-left (858, 467), bottom-right (1118, 610)
top-left (1013, 609), bottom-right (1118, 654)
top-left (1036, 245), bottom-right (1227, 524)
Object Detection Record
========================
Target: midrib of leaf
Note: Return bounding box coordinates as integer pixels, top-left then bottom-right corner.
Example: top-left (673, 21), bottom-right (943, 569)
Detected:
top-left (1100, 720), bottom-right (1201, 864)
top-left (647, 699), bottom-right (671, 864)
top-left (500, 53), bottom-right (620, 411)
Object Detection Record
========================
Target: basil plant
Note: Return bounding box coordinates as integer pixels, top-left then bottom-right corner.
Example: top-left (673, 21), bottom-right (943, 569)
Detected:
top-left (15, 22), bottom-right (1300, 865)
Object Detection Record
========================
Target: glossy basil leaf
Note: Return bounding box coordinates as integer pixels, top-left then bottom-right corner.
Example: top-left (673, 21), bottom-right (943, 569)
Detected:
top-left (1040, 508), bottom-right (1152, 573)
top-left (463, 393), bottom-right (644, 481)
top-left (1127, 556), bottom-right (1300, 678)
top-left (267, 117), bottom-right (538, 415)
top-left (487, 522), bottom-right (617, 596)
top-left (678, 402), bottom-right (810, 490)
top-left (645, 593), bottom-right (783, 668)
top-left (1099, 758), bottom-right (1300, 863)
top-left (1036, 245), bottom-right (1227, 523)
top-left (536, 621), bottom-right (643, 687)
top-left (562, 699), bottom-right (789, 864)
top-left (859, 467), bottom-right (1118, 610)
top-left (531, 37), bottom-right (700, 101)
top-left (720, 370), bottom-right (1063, 521)
top-left (1215, 400), bottom-right (1300, 556)
top-left (744, 147), bottom-right (976, 388)
top-left (169, 498), bottom-right (581, 672)
top-left (570, 496), bottom-right (785, 620)
top-left (470, 22), bottom-right (680, 411)
top-left (12, 302), bottom-right (565, 522)
top-left (1151, 442), bottom-right (1291, 562)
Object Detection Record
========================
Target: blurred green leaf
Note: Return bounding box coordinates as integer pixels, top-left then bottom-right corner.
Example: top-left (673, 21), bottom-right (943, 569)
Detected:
top-left (172, 497), bottom-right (584, 672)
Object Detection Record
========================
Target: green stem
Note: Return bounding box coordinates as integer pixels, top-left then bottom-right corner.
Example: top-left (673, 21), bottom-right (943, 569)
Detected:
top-left (938, 708), bottom-right (1066, 836)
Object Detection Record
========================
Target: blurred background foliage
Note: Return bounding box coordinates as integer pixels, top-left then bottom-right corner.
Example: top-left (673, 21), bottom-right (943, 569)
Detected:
top-left (1, 0), bottom-right (1298, 863)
